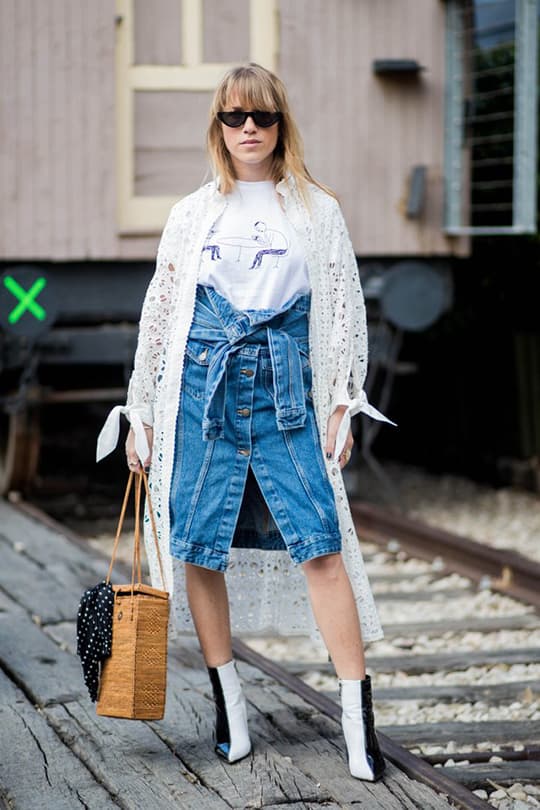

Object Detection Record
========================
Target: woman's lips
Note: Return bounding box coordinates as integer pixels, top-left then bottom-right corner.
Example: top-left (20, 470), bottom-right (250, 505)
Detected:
top-left (241, 139), bottom-right (261, 145)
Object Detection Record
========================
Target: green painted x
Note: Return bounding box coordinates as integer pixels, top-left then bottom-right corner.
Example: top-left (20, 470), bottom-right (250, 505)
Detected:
top-left (3, 276), bottom-right (47, 323)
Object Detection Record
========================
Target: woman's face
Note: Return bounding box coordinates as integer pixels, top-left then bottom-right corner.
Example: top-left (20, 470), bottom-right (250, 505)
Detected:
top-left (220, 92), bottom-right (279, 181)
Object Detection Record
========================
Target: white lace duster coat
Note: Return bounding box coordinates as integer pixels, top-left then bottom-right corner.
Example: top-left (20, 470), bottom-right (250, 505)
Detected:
top-left (98, 175), bottom-right (392, 643)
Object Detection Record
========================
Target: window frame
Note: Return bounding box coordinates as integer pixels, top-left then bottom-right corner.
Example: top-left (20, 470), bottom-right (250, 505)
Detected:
top-left (115, 0), bottom-right (279, 234)
top-left (443, 0), bottom-right (539, 235)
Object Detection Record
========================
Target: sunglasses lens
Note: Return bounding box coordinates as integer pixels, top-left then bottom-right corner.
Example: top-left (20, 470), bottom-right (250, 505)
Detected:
top-left (218, 111), bottom-right (281, 128)
top-left (218, 111), bottom-right (247, 127)
top-left (252, 111), bottom-right (281, 127)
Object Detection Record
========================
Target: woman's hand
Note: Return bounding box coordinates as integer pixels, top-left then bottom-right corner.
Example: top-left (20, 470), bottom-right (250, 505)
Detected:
top-left (325, 406), bottom-right (354, 469)
top-left (125, 425), bottom-right (153, 473)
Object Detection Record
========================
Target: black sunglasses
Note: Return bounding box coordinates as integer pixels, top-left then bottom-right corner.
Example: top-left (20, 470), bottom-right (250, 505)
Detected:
top-left (217, 110), bottom-right (282, 128)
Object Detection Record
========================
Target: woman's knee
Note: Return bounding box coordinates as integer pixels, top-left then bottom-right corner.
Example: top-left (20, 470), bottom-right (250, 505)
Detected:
top-left (185, 562), bottom-right (225, 584)
top-left (302, 552), bottom-right (344, 584)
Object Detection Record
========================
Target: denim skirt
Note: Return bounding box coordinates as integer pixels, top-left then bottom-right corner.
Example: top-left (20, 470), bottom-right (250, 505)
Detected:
top-left (169, 284), bottom-right (342, 572)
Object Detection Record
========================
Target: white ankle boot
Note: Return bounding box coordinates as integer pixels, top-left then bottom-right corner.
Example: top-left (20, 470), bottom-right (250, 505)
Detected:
top-left (207, 660), bottom-right (251, 763)
top-left (340, 675), bottom-right (386, 781)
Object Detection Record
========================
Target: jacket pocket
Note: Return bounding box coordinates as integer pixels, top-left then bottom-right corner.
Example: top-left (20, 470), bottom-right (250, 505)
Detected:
top-left (183, 340), bottom-right (211, 400)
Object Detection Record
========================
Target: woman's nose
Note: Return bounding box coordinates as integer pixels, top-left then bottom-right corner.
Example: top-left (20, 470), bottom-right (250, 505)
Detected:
top-left (243, 115), bottom-right (257, 132)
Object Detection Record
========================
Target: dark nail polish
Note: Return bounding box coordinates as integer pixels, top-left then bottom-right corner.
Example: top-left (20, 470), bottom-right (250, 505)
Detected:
top-left (326, 452), bottom-right (332, 459)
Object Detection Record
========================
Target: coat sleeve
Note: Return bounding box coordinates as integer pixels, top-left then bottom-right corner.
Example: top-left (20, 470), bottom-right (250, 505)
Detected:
top-left (96, 201), bottom-right (183, 463)
top-left (326, 200), bottom-right (395, 458)
top-left (125, 201), bottom-right (183, 426)
top-left (327, 199), bottom-right (368, 414)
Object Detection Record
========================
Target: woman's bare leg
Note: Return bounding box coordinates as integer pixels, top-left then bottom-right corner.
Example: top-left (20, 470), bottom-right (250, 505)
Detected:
top-left (302, 553), bottom-right (366, 679)
top-left (185, 563), bottom-right (251, 762)
top-left (184, 563), bottom-right (232, 667)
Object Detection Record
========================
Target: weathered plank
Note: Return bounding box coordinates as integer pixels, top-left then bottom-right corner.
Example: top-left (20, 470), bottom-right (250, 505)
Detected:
top-left (0, 502), bottom-right (125, 625)
top-left (0, 534), bottom-right (78, 624)
top-left (149, 660), bottom-right (337, 808)
top-left (42, 621), bottom-right (77, 654)
top-left (0, 601), bottom-right (85, 706)
top-left (379, 613), bottom-right (540, 639)
top-left (283, 648), bottom-right (540, 675)
top-left (0, 587), bottom-right (14, 614)
top-left (441, 759), bottom-right (540, 788)
top-left (261, 805), bottom-right (343, 810)
top-left (367, 572), bottom-right (435, 584)
top-left (262, 805), bottom-right (343, 810)
top-left (15, 628), bottom-right (456, 810)
top-left (237, 672), bottom-right (457, 809)
top-left (163, 646), bottom-right (457, 809)
top-left (322, 679), bottom-right (540, 705)
top-left (370, 587), bottom-right (474, 602)
top-left (45, 700), bottom-right (228, 810)
top-left (233, 641), bottom-right (494, 810)
top-left (380, 720), bottom-right (540, 746)
top-left (0, 501), bottom-right (110, 578)
top-left (367, 648), bottom-right (540, 674)
top-left (0, 670), bottom-right (117, 809)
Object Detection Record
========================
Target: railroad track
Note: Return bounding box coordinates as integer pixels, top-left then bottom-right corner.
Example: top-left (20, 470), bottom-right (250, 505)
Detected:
top-left (241, 500), bottom-right (540, 808)
top-left (18, 490), bottom-right (540, 809)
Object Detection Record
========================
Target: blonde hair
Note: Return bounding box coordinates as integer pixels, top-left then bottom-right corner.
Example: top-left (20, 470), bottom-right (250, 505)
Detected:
top-left (206, 63), bottom-right (335, 201)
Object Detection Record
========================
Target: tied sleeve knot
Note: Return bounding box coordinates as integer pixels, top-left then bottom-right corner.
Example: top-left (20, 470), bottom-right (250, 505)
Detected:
top-left (188, 286), bottom-right (311, 441)
top-left (333, 390), bottom-right (397, 461)
top-left (201, 325), bottom-right (308, 440)
top-left (96, 405), bottom-right (150, 463)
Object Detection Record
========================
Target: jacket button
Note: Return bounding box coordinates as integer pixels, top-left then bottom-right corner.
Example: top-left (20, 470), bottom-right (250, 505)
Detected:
top-left (237, 408), bottom-right (250, 416)
top-left (238, 448), bottom-right (250, 456)
top-left (240, 368), bottom-right (254, 377)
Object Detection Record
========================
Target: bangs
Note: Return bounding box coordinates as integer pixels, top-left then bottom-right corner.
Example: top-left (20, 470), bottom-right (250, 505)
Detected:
top-left (218, 70), bottom-right (280, 112)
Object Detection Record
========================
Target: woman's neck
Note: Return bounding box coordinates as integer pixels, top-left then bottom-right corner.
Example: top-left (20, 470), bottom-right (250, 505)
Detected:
top-left (231, 157), bottom-right (273, 183)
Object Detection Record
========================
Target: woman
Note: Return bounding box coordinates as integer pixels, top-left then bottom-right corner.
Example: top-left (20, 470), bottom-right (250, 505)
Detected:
top-left (97, 63), bottom-right (393, 781)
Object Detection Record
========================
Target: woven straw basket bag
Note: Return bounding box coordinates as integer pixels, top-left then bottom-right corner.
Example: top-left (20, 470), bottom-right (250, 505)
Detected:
top-left (97, 470), bottom-right (169, 720)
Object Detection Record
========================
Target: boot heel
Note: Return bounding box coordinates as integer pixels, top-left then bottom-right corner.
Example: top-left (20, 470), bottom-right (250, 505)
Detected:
top-left (340, 674), bottom-right (386, 781)
top-left (208, 660), bottom-right (251, 763)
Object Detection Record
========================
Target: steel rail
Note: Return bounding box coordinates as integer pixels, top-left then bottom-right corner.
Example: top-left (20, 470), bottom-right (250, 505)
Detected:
top-left (351, 500), bottom-right (540, 610)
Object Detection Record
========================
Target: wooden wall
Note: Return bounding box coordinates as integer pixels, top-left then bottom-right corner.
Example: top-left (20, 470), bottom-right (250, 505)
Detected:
top-left (0, 0), bottom-right (469, 261)
top-left (281, 0), bottom-right (468, 257)
top-left (0, 0), bottom-right (132, 260)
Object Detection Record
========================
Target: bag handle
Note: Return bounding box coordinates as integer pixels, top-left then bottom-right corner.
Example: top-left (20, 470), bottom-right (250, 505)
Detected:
top-left (131, 471), bottom-right (143, 590)
top-left (105, 470), bottom-right (167, 592)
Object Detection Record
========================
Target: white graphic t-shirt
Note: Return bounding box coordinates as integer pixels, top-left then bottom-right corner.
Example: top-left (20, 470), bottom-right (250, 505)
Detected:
top-left (199, 179), bottom-right (311, 311)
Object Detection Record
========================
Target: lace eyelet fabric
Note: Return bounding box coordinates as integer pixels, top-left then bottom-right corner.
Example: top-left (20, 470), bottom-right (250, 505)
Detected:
top-left (125, 176), bottom-right (385, 643)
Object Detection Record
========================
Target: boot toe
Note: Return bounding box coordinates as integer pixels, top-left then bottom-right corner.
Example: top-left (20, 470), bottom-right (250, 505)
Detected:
top-left (215, 740), bottom-right (252, 763)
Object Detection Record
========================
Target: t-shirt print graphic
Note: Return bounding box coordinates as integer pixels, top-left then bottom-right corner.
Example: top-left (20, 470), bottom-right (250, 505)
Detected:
top-left (202, 221), bottom-right (290, 270)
